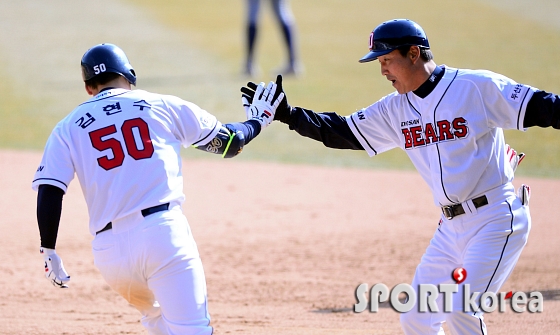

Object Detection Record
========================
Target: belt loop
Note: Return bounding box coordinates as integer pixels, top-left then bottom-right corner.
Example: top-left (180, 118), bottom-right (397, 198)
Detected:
top-left (463, 199), bottom-right (478, 216)
top-left (441, 195), bottom-right (488, 220)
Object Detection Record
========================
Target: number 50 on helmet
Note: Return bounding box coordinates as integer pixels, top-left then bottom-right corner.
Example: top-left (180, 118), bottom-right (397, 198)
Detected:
top-left (80, 43), bottom-right (137, 85)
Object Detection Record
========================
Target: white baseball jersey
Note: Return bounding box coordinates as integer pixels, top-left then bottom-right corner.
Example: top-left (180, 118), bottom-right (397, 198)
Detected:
top-left (32, 88), bottom-right (221, 235)
top-left (346, 66), bottom-right (537, 206)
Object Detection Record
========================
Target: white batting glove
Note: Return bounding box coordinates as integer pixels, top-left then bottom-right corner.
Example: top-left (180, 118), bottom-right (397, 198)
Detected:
top-left (40, 247), bottom-right (70, 288)
top-left (247, 81), bottom-right (285, 128)
top-left (506, 144), bottom-right (525, 172)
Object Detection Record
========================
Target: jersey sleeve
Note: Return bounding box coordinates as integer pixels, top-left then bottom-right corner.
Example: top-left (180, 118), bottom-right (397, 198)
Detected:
top-left (477, 71), bottom-right (537, 130)
top-left (163, 95), bottom-right (222, 147)
top-left (345, 97), bottom-right (401, 157)
top-left (32, 123), bottom-right (75, 193)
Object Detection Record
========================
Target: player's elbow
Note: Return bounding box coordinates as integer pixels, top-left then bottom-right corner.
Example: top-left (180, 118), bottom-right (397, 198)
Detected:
top-left (222, 130), bottom-right (245, 158)
top-left (194, 126), bottom-right (245, 158)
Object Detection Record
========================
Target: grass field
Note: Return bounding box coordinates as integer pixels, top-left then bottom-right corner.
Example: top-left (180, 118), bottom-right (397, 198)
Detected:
top-left (1, 0), bottom-right (560, 176)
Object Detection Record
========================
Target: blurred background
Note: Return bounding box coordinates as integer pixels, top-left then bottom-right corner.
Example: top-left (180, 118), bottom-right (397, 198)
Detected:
top-left (1, 0), bottom-right (559, 176)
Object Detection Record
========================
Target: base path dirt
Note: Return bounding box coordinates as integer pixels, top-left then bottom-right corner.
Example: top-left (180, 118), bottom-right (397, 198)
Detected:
top-left (1, 149), bottom-right (558, 334)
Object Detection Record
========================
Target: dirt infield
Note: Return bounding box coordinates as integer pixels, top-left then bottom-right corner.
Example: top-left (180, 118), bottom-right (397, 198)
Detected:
top-left (1, 149), bottom-right (559, 334)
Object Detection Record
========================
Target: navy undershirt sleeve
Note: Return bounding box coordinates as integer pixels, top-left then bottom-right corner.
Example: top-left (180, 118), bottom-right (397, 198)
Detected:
top-left (225, 119), bottom-right (261, 145)
top-left (280, 107), bottom-right (364, 150)
top-left (524, 90), bottom-right (560, 129)
top-left (37, 184), bottom-right (64, 249)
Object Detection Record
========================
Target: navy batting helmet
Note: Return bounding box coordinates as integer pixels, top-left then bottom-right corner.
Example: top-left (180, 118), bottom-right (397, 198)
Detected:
top-left (359, 19), bottom-right (429, 63)
top-left (81, 43), bottom-right (136, 85)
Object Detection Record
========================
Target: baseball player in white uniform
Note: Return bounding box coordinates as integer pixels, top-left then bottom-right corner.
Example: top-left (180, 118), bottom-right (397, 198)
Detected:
top-left (33, 43), bottom-right (283, 335)
top-left (241, 19), bottom-right (559, 334)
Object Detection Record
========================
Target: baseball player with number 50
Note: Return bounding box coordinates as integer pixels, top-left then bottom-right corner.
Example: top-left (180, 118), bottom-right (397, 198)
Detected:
top-left (242, 19), bottom-right (558, 334)
top-left (33, 43), bottom-right (283, 334)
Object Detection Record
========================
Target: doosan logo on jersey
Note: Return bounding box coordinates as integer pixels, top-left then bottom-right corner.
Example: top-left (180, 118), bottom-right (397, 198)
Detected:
top-left (401, 117), bottom-right (468, 149)
top-left (400, 119), bottom-right (420, 127)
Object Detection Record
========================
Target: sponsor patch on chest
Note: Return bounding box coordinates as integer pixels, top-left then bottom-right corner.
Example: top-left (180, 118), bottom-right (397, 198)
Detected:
top-left (401, 117), bottom-right (469, 149)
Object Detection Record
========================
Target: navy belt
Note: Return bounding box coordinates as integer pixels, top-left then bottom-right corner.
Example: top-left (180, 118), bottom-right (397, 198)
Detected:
top-left (96, 203), bottom-right (170, 235)
top-left (441, 195), bottom-right (488, 220)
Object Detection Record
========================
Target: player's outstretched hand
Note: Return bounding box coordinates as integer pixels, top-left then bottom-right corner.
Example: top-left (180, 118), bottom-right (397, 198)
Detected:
top-left (40, 247), bottom-right (70, 288)
top-left (247, 81), bottom-right (284, 128)
top-left (241, 74), bottom-right (291, 123)
top-left (506, 144), bottom-right (525, 172)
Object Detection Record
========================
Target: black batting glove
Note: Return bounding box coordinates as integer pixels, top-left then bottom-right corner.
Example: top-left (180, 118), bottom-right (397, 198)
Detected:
top-left (272, 74), bottom-right (292, 122)
top-left (240, 81), bottom-right (258, 104)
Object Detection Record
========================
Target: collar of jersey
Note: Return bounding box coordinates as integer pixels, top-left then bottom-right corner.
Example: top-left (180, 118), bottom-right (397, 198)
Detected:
top-left (98, 87), bottom-right (115, 94)
top-left (80, 88), bottom-right (130, 106)
top-left (93, 87), bottom-right (130, 100)
top-left (412, 65), bottom-right (445, 99)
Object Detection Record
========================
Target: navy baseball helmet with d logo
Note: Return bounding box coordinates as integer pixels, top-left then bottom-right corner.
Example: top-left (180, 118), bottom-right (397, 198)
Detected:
top-left (359, 19), bottom-right (430, 63)
top-left (81, 43), bottom-right (137, 85)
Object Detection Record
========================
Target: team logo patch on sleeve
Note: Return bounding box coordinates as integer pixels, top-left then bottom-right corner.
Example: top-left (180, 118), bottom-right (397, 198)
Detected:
top-left (507, 84), bottom-right (525, 102)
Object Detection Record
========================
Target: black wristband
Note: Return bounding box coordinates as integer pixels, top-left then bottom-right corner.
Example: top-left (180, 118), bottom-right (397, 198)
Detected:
top-left (274, 105), bottom-right (293, 124)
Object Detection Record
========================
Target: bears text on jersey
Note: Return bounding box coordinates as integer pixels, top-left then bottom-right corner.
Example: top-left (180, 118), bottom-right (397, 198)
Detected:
top-left (401, 117), bottom-right (468, 149)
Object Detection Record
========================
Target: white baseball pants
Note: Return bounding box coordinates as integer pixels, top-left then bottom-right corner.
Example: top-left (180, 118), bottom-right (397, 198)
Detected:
top-left (92, 205), bottom-right (212, 335)
top-left (400, 184), bottom-right (531, 334)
